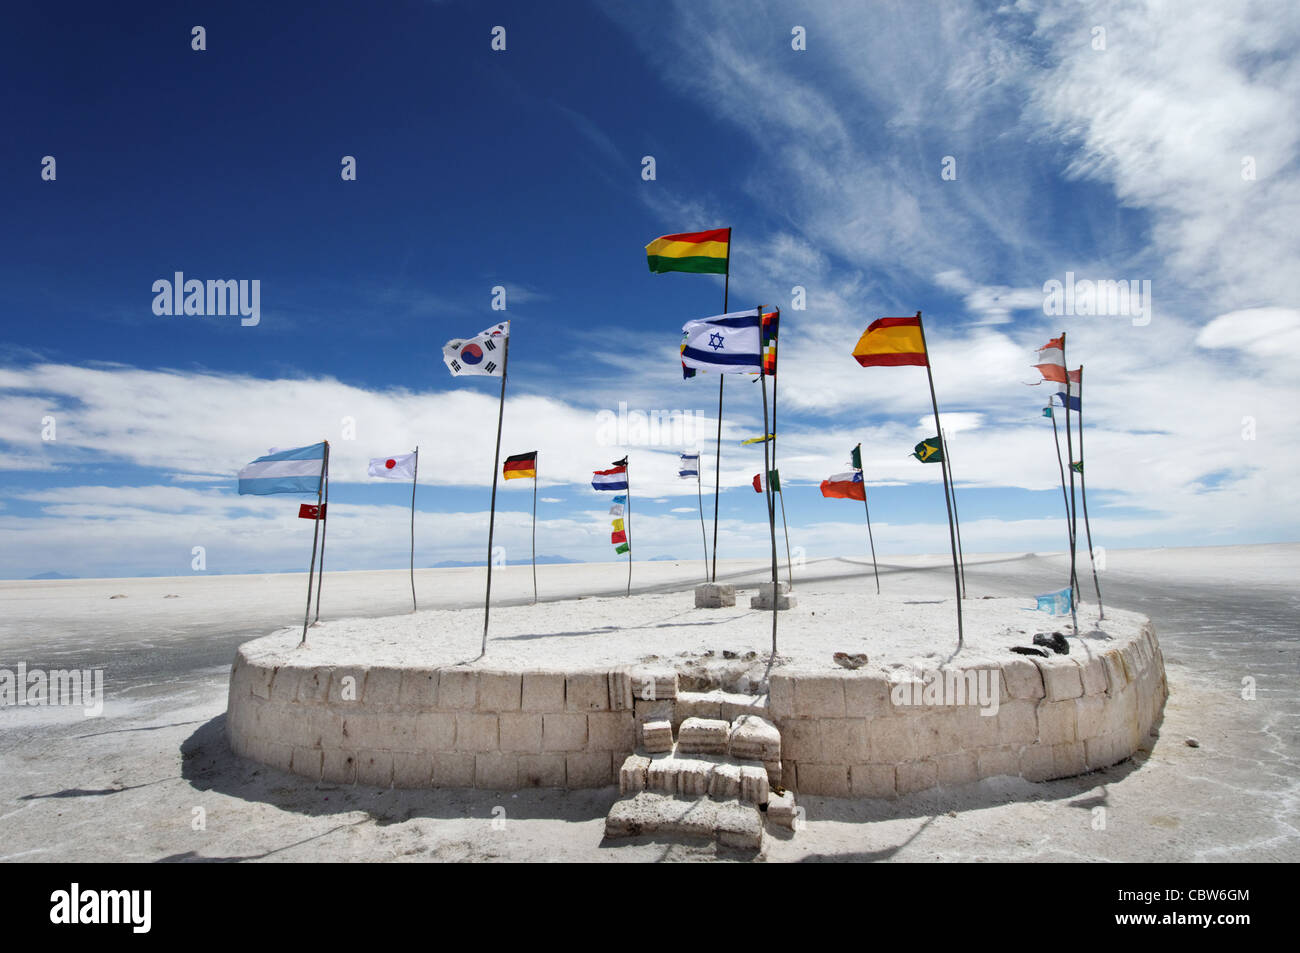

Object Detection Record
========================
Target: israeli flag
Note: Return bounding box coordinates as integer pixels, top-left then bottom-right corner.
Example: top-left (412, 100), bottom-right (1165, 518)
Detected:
top-left (679, 453), bottom-right (700, 478)
top-left (238, 442), bottom-right (326, 495)
top-left (680, 308), bottom-right (762, 374)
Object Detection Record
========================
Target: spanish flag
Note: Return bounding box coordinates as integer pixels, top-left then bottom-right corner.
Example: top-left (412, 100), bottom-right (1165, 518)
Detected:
top-left (503, 451), bottom-right (537, 480)
top-left (646, 227), bottom-right (730, 275)
top-left (852, 316), bottom-right (928, 367)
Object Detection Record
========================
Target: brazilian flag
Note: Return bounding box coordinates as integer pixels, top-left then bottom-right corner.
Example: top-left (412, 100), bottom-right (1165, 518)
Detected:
top-left (913, 437), bottom-right (943, 464)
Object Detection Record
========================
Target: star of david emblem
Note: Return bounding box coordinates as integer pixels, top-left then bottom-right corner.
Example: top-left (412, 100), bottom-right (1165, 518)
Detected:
top-left (708, 331), bottom-right (725, 351)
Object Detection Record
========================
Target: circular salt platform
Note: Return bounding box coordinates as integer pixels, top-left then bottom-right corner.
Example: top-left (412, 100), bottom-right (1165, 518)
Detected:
top-left (225, 590), bottom-right (1169, 798)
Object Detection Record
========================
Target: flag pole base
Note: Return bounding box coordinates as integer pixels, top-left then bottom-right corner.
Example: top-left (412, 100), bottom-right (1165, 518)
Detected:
top-left (750, 582), bottom-right (797, 611)
top-left (694, 583), bottom-right (736, 609)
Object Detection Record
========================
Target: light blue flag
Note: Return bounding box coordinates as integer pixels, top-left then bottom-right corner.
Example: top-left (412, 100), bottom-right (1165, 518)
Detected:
top-left (1033, 587), bottom-right (1073, 616)
top-left (238, 442), bottom-right (326, 495)
top-left (612, 494), bottom-right (627, 505)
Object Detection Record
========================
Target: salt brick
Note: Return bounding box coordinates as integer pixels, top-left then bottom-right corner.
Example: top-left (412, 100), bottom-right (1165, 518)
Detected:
top-left (328, 667), bottom-right (367, 705)
top-left (1101, 651), bottom-right (1128, 694)
top-left (781, 718), bottom-right (823, 761)
top-left (438, 669), bottom-right (478, 710)
top-left (869, 716), bottom-right (916, 762)
top-left (1002, 657), bottom-right (1045, 700)
top-left (675, 692), bottom-right (723, 721)
top-left (607, 668), bottom-right (633, 711)
top-left (565, 672), bottom-right (609, 712)
top-left (619, 754), bottom-right (651, 794)
top-left (249, 663), bottom-right (276, 700)
top-left (475, 752), bottom-right (518, 789)
top-left (391, 752), bottom-right (434, 787)
top-left (1079, 655), bottom-right (1108, 695)
top-left (1075, 694), bottom-right (1105, 739)
top-left (291, 746), bottom-right (322, 781)
top-left (768, 675), bottom-right (796, 719)
top-left (414, 711), bottom-right (456, 751)
top-left (640, 720), bottom-right (674, 753)
top-left (542, 713), bottom-right (588, 752)
top-left (1019, 743), bottom-right (1055, 782)
top-left (767, 790), bottom-right (798, 827)
top-left (709, 762), bottom-right (741, 799)
top-left (797, 762), bottom-right (850, 798)
top-left (935, 750), bottom-right (979, 787)
top-left (976, 745), bottom-right (1021, 779)
top-left (355, 750), bottom-right (393, 788)
top-left (842, 675), bottom-right (892, 717)
top-left (677, 717), bottom-right (730, 754)
top-left (363, 666), bottom-right (404, 706)
top-left (739, 764), bottom-right (770, 804)
top-left (477, 671), bottom-right (522, 712)
top-left (521, 671), bottom-right (566, 711)
top-left (720, 693), bottom-right (768, 723)
top-left (1052, 741), bottom-right (1087, 778)
top-left (321, 749), bottom-right (357, 784)
top-left (455, 713), bottom-right (499, 752)
top-left (794, 676), bottom-right (846, 718)
top-left (1035, 658), bottom-right (1084, 701)
top-left (630, 667), bottom-right (678, 702)
top-left (294, 666), bottom-right (332, 705)
top-left (432, 752), bottom-right (475, 787)
top-left (498, 712), bottom-right (544, 753)
top-left (895, 760), bottom-right (938, 795)
top-left (587, 711), bottom-right (636, 752)
top-left (1036, 699), bottom-right (1077, 745)
top-left (270, 666), bottom-right (303, 703)
top-left (518, 754), bottom-right (566, 787)
top-left (819, 718), bottom-right (869, 763)
top-left (728, 714), bottom-right (783, 762)
top-left (566, 751), bottom-right (613, 788)
top-left (398, 668), bottom-right (439, 709)
top-left (850, 763), bottom-right (897, 799)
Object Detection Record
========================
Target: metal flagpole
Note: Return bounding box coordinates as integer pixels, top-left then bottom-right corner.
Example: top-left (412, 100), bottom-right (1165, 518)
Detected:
top-left (531, 452), bottom-right (538, 604)
top-left (1060, 333), bottom-right (1079, 633)
top-left (1076, 366), bottom-right (1103, 618)
top-left (482, 335), bottom-right (509, 657)
top-left (301, 441), bottom-right (327, 645)
top-left (760, 360), bottom-right (778, 656)
top-left (313, 441), bottom-right (330, 623)
top-left (777, 485), bottom-right (793, 589)
top-left (770, 323), bottom-right (792, 588)
top-left (410, 446), bottom-right (418, 612)
top-left (624, 460), bottom-right (632, 597)
top-left (941, 428), bottom-right (967, 599)
top-left (710, 232), bottom-right (731, 582)
top-left (914, 313), bottom-right (964, 648)
top-left (856, 442), bottom-right (881, 595)
top-left (696, 464), bottom-right (709, 582)
top-left (1049, 403), bottom-right (1073, 547)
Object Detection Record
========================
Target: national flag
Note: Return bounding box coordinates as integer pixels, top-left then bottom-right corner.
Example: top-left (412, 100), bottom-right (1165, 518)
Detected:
top-left (679, 452), bottom-right (700, 478)
top-left (1033, 335), bottom-right (1067, 383)
top-left (853, 316), bottom-right (928, 367)
top-left (592, 464), bottom-right (628, 491)
top-left (761, 308), bottom-right (779, 375)
top-left (1070, 460), bottom-right (1083, 474)
top-left (615, 542), bottom-right (630, 555)
top-left (1054, 368), bottom-right (1082, 411)
top-left (298, 503), bottom-right (325, 519)
top-left (609, 503), bottom-right (624, 517)
top-left (752, 469), bottom-right (780, 493)
top-left (238, 442), bottom-right (326, 496)
top-left (681, 308), bottom-right (763, 374)
top-left (443, 322), bottom-right (508, 377)
top-left (741, 434), bottom-right (773, 445)
top-left (850, 446), bottom-right (863, 470)
top-left (1042, 406), bottom-right (1054, 418)
top-left (368, 452), bottom-right (417, 480)
top-left (503, 451), bottom-right (538, 480)
top-left (820, 471), bottom-right (865, 501)
top-left (645, 227), bottom-right (730, 275)
top-left (912, 437), bottom-right (944, 464)
top-left (611, 530), bottom-right (627, 545)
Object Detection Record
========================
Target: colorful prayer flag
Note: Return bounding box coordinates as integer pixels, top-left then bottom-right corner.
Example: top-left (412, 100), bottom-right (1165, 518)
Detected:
top-left (645, 227), bottom-right (730, 275)
top-left (443, 322), bottom-right (508, 377)
top-left (615, 542), bottom-right (630, 555)
top-left (237, 442), bottom-right (326, 496)
top-left (368, 452), bottom-right (416, 480)
top-left (503, 451), bottom-right (538, 480)
top-left (681, 308), bottom-right (764, 375)
top-left (912, 437), bottom-right (944, 463)
top-left (611, 529), bottom-right (627, 545)
top-left (852, 317), bottom-right (928, 367)
top-left (612, 495), bottom-right (627, 505)
top-left (820, 471), bottom-right (865, 501)
top-left (611, 518), bottom-right (625, 533)
top-left (609, 503), bottom-right (624, 517)
top-left (1042, 406), bottom-right (1054, 418)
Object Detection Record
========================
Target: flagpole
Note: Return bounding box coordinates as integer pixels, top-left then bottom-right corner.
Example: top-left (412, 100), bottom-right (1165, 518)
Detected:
top-left (777, 486), bottom-right (793, 589)
top-left (856, 442), bottom-right (881, 595)
top-left (1076, 365), bottom-right (1103, 618)
top-left (531, 452), bottom-right (538, 604)
top-left (759, 359), bottom-right (778, 657)
top-left (1060, 332), bottom-right (1079, 633)
top-left (941, 428), bottom-right (966, 599)
top-left (313, 442), bottom-right (330, 623)
top-left (301, 441), bottom-right (327, 646)
top-left (771, 328), bottom-right (792, 588)
top-left (696, 465), bottom-right (709, 582)
top-left (410, 446), bottom-right (418, 612)
top-left (482, 335), bottom-right (509, 657)
top-left (710, 232), bottom-right (731, 582)
top-left (1049, 401), bottom-right (1074, 555)
top-left (624, 460), bottom-right (633, 597)
top-left (914, 313), bottom-right (963, 648)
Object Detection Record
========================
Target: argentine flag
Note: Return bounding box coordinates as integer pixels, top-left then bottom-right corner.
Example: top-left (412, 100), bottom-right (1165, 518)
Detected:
top-left (238, 442), bottom-right (326, 495)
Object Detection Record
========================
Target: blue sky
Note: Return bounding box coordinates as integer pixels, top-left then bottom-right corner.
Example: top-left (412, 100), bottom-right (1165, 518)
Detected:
top-left (2, 0), bottom-right (1298, 578)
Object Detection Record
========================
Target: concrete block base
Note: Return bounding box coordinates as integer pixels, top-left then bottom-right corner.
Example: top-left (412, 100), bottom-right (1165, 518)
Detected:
top-left (750, 582), bottom-right (797, 610)
top-left (694, 583), bottom-right (736, 608)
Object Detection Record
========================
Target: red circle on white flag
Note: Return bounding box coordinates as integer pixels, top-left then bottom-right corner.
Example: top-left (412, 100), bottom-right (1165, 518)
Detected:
top-left (385, 459), bottom-right (396, 469)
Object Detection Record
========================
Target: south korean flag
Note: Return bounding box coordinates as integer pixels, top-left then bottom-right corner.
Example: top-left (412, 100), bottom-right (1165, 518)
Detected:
top-left (443, 322), bottom-right (509, 377)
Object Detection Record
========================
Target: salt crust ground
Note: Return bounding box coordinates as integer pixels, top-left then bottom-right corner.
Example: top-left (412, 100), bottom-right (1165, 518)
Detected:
top-left (246, 590), bottom-right (1141, 679)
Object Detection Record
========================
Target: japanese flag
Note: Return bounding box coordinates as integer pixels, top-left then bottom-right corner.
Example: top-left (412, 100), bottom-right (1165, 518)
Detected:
top-left (368, 452), bottom-right (416, 480)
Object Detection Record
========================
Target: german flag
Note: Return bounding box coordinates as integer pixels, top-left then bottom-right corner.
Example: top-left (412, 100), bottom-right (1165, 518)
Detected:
top-left (852, 316), bottom-right (928, 367)
top-left (645, 227), bottom-right (730, 275)
top-left (503, 451), bottom-right (537, 480)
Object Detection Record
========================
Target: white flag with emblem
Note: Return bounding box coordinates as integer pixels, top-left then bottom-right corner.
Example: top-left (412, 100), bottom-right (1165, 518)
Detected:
top-left (680, 308), bottom-right (762, 375)
top-left (443, 322), bottom-right (509, 377)
top-left (368, 452), bottom-right (416, 480)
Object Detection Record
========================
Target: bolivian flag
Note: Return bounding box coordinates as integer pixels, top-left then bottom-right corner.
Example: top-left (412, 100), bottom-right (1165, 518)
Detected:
top-left (853, 316), bottom-right (928, 367)
top-left (646, 228), bottom-right (730, 275)
top-left (503, 451), bottom-right (537, 480)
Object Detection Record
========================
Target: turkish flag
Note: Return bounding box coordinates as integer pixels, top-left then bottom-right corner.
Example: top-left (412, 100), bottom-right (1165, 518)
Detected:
top-left (298, 503), bottom-right (326, 519)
